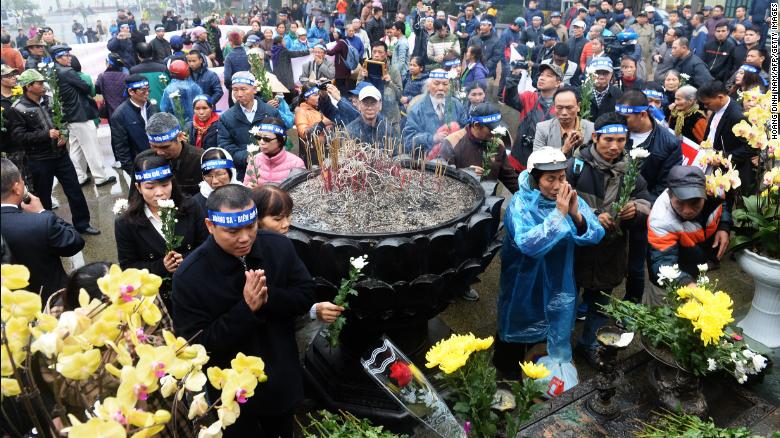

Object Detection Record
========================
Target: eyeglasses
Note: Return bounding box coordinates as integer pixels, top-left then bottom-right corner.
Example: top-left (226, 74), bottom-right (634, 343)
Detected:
top-left (204, 170), bottom-right (229, 180)
top-left (257, 136), bottom-right (277, 143)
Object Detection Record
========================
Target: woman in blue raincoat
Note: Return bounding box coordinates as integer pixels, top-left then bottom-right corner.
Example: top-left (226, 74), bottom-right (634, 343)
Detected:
top-left (496, 147), bottom-right (604, 395)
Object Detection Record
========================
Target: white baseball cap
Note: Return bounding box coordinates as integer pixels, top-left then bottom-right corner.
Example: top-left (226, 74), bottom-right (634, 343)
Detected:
top-left (297, 28), bottom-right (307, 36)
top-left (572, 20), bottom-right (586, 28)
top-left (358, 85), bottom-right (382, 101)
top-left (645, 5), bottom-right (655, 12)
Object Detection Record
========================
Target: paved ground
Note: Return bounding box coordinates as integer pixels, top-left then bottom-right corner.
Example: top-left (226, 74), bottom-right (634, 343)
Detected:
top-left (49, 95), bottom-right (778, 434)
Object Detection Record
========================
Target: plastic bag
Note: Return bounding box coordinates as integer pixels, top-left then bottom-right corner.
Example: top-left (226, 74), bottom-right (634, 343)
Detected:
top-left (535, 356), bottom-right (579, 399)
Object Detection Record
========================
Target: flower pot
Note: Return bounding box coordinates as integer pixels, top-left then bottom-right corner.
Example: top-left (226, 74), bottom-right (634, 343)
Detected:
top-left (737, 249), bottom-right (780, 348)
top-left (642, 338), bottom-right (708, 417)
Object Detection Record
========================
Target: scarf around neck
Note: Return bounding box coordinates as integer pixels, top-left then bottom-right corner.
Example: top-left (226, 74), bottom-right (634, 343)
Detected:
top-left (193, 112), bottom-right (219, 148)
top-left (670, 102), bottom-right (700, 137)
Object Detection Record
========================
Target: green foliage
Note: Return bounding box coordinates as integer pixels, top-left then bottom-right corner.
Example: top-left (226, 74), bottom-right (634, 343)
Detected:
top-left (299, 410), bottom-right (408, 437)
top-left (637, 410), bottom-right (760, 437)
top-left (579, 74), bottom-right (594, 120)
top-left (504, 378), bottom-right (545, 438)
top-left (436, 350), bottom-right (498, 438)
top-left (730, 194), bottom-right (780, 259)
top-left (326, 259), bottom-right (363, 348)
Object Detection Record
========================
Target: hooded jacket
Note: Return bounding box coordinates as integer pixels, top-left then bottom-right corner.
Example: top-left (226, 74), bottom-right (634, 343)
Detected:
top-left (244, 148), bottom-right (305, 186)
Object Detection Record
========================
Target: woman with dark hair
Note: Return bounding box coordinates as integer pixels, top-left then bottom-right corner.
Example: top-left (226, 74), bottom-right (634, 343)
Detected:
top-left (270, 35), bottom-right (311, 92)
top-left (294, 86), bottom-right (333, 165)
top-left (95, 54), bottom-right (128, 119)
top-left (193, 147), bottom-right (240, 213)
top-left (185, 94), bottom-right (220, 149)
top-left (245, 117), bottom-right (305, 186)
top-left (617, 55), bottom-right (645, 91)
top-left (45, 262), bottom-right (111, 315)
top-left (325, 28), bottom-right (352, 95)
top-left (464, 82), bottom-right (487, 113)
top-left (461, 44), bottom-right (489, 88)
top-left (731, 64), bottom-right (767, 99)
top-left (114, 152), bottom-right (208, 310)
top-left (400, 56), bottom-right (428, 107)
top-left (252, 185), bottom-right (344, 323)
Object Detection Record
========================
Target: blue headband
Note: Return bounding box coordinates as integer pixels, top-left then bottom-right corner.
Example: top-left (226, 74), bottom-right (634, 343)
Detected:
top-left (740, 64), bottom-right (760, 74)
top-left (135, 165), bottom-right (173, 182)
top-left (303, 87), bottom-right (320, 98)
top-left (542, 34), bottom-right (558, 41)
top-left (147, 127), bottom-right (181, 143)
top-left (429, 71), bottom-right (449, 79)
top-left (443, 58), bottom-right (460, 67)
top-left (642, 89), bottom-right (663, 100)
top-left (201, 159), bottom-right (234, 172)
top-left (193, 94), bottom-right (211, 104)
top-left (595, 124), bottom-right (629, 134)
top-left (127, 80), bottom-right (150, 90)
top-left (256, 123), bottom-right (286, 135)
top-left (52, 49), bottom-right (71, 58)
top-left (208, 206), bottom-right (258, 227)
top-left (232, 76), bottom-right (256, 86)
top-left (470, 113), bottom-right (501, 124)
top-left (615, 104), bottom-right (648, 114)
top-left (107, 56), bottom-right (118, 67)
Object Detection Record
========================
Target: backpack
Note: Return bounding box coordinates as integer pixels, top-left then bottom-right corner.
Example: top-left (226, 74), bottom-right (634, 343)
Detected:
top-left (343, 39), bottom-right (360, 72)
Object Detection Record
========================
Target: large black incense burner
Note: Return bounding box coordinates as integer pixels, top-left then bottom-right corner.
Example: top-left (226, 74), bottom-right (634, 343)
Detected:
top-left (280, 161), bottom-right (504, 425)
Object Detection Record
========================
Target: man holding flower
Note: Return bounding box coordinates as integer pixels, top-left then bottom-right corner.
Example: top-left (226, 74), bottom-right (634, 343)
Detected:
top-left (564, 112), bottom-right (653, 365)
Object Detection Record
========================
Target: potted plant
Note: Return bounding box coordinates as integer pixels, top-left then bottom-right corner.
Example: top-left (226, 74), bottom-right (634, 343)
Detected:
top-left (602, 266), bottom-right (768, 416)
top-left (728, 88), bottom-right (780, 347)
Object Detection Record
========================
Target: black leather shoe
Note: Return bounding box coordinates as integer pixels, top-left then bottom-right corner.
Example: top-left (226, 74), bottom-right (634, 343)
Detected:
top-left (95, 176), bottom-right (117, 187)
top-left (78, 226), bottom-right (101, 235)
top-left (79, 177), bottom-right (92, 186)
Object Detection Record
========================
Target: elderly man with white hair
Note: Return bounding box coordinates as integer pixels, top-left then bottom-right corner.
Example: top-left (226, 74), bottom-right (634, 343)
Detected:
top-left (352, 18), bottom-right (371, 58)
top-left (299, 44), bottom-right (335, 85)
top-left (402, 69), bottom-right (468, 154)
top-left (668, 84), bottom-right (707, 143)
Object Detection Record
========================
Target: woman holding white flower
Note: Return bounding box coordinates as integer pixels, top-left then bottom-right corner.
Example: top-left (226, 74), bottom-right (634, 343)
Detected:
top-left (114, 153), bottom-right (208, 311)
top-left (564, 112), bottom-right (653, 365)
top-left (245, 117), bottom-right (305, 186)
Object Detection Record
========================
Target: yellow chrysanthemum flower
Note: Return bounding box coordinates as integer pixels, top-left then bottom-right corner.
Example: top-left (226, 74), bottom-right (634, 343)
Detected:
top-left (676, 300), bottom-right (703, 321)
top-left (0, 265), bottom-right (30, 290)
top-left (425, 333), bottom-right (493, 374)
top-left (520, 361), bottom-right (551, 380)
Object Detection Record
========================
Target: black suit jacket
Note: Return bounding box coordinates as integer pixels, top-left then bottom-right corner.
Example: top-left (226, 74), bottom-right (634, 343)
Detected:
top-left (114, 198), bottom-right (208, 279)
top-left (0, 206), bottom-right (85, 300)
top-left (703, 98), bottom-right (756, 188)
top-left (172, 232), bottom-right (315, 417)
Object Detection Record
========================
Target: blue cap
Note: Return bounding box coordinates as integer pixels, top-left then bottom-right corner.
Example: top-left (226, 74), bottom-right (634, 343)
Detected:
top-left (246, 34), bottom-right (261, 44)
top-left (514, 17), bottom-right (526, 26)
top-left (349, 81), bottom-right (372, 95)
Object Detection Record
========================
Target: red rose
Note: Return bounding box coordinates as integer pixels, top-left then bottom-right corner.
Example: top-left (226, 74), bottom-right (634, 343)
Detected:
top-left (389, 361), bottom-right (413, 388)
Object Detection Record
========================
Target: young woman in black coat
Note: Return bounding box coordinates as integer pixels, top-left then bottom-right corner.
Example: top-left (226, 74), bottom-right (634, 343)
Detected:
top-left (114, 152), bottom-right (208, 311)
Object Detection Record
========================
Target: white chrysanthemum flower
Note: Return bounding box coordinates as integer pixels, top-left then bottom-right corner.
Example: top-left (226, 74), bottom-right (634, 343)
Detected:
top-left (157, 199), bottom-right (176, 208)
top-left (248, 126), bottom-right (261, 136)
top-left (707, 358), bottom-right (717, 371)
top-left (491, 126), bottom-right (508, 136)
top-left (112, 198), bottom-right (129, 215)
top-left (629, 147), bottom-right (650, 160)
top-left (246, 144), bottom-right (260, 154)
top-left (680, 73), bottom-right (690, 80)
top-left (752, 354), bottom-right (767, 372)
top-left (697, 263), bottom-right (708, 272)
top-left (657, 264), bottom-right (681, 285)
top-left (742, 349), bottom-right (756, 359)
top-left (350, 255), bottom-right (367, 270)
top-left (169, 90), bottom-right (181, 99)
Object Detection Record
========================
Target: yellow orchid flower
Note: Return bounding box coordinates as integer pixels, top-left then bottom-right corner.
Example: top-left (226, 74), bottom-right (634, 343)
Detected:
top-left (94, 397), bottom-right (130, 426)
top-left (184, 370), bottom-right (208, 392)
top-left (160, 374), bottom-right (178, 398)
top-left (30, 331), bottom-right (62, 359)
top-left (230, 353), bottom-right (268, 382)
top-left (197, 420), bottom-right (224, 438)
top-left (217, 401), bottom-right (241, 428)
top-left (82, 312), bottom-right (122, 347)
top-left (1, 289), bottom-right (41, 322)
top-left (220, 369), bottom-right (258, 406)
top-left (56, 349), bottom-right (101, 380)
top-left (1, 378), bottom-right (21, 397)
top-left (188, 392), bottom-right (210, 419)
top-left (136, 297), bottom-right (162, 326)
top-left (105, 340), bottom-right (134, 367)
top-left (135, 343), bottom-right (177, 380)
top-left (35, 312), bottom-right (58, 331)
top-left (116, 364), bottom-right (160, 408)
top-left (56, 311), bottom-right (92, 337)
top-left (1, 345), bottom-right (27, 377)
top-left (67, 417), bottom-right (127, 438)
top-left (731, 120), bottom-right (753, 139)
top-left (97, 265), bottom-right (163, 304)
top-left (207, 366), bottom-right (225, 389)
top-left (520, 361), bottom-right (551, 380)
top-left (0, 265), bottom-right (30, 290)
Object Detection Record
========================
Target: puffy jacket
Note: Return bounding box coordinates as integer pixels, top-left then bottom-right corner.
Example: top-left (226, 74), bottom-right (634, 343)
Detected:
top-left (402, 71), bottom-right (428, 100)
top-left (364, 17), bottom-right (386, 44)
top-left (243, 149), bottom-right (305, 186)
top-left (648, 190), bottom-right (731, 286)
top-left (498, 171), bottom-right (603, 355)
top-left (217, 97), bottom-right (280, 179)
top-left (630, 118), bottom-right (682, 202)
top-left (294, 101), bottom-right (328, 138)
top-left (690, 26), bottom-right (708, 57)
top-left (307, 26), bottom-right (330, 45)
top-left (160, 79), bottom-right (203, 123)
top-left (150, 36), bottom-right (171, 63)
top-left (107, 35), bottom-right (136, 67)
top-left (566, 145), bottom-right (652, 290)
top-left (94, 69), bottom-right (128, 119)
top-left (426, 33), bottom-right (461, 69)
top-left (467, 32), bottom-right (503, 76)
top-left (110, 99), bottom-right (160, 174)
top-left (54, 63), bottom-right (99, 123)
top-left (461, 62), bottom-right (489, 88)
top-left (345, 114), bottom-right (391, 145)
top-left (190, 51), bottom-right (224, 104)
top-left (223, 46), bottom-right (250, 91)
top-left (6, 95), bottom-right (64, 161)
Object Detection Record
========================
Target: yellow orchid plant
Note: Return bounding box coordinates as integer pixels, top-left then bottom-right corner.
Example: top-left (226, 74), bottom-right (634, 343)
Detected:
top-left (1, 264), bottom-right (266, 438)
top-left (602, 266), bottom-right (767, 382)
top-left (730, 88), bottom-right (780, 258)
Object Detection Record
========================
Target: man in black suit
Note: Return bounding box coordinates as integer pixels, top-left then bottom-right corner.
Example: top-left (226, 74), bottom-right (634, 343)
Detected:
top-left (172, 184), bottom-right (314, 438)
top-left (0, 158), bottom-right (85, 301)
top-left (697, 81), bottom-right (757, 193)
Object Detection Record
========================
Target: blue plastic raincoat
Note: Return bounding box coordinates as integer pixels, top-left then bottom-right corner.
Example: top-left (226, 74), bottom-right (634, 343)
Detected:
top-left (498, 171), bottom-right (604, 361)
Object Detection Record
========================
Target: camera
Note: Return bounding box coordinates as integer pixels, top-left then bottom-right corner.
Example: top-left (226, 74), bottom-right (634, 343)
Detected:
top-left (316, 79), bottom-right (331, 90)
top-left (510, 59), bottom-right (528, 70)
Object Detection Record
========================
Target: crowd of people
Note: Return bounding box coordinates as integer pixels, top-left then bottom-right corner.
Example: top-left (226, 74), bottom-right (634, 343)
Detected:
top-left (0, 0), bottom-right (773, 435)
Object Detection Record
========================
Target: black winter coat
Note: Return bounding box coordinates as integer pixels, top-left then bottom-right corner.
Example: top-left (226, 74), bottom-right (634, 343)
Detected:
top-left (629, 118), bottom-right (683, 202)
top-left (172, 233), bottom-right (315, 416)
top-left (110, 99), bottom-right (160, 175)
top-left (170, 142), bottom-right (205, 197)
top-left (54, 64), bottom-right (99, 123)
top-left (6, 95), bottom-right (64, 161)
